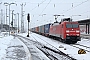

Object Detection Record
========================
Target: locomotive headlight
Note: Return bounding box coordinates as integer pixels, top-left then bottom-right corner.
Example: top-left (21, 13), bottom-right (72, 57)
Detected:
top-left (76, 30), bottom-right (80, 32)
top-left (76, 34), bottom-right (79, 36)
top-left (66, 30), bottom-right (69, 32)
top-left (66, 34), bottom-right (69, 36)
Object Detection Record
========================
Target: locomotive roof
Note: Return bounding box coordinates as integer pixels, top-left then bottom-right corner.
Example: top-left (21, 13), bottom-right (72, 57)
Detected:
top-left (52, 21), bottom-right (78, 25)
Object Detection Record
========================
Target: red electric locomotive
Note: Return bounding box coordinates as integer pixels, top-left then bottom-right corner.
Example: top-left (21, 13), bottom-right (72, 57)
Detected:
top-left (49, 18), bottom-right (81, 44)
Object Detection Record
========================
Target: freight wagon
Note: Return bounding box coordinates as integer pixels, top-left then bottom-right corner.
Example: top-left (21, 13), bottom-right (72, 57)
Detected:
top-left (39, 25), bottom-right (44, 35)
top-left (35, 27), bottom-right (39, 33)
top-left (44, 24), bottom-right (51, 36)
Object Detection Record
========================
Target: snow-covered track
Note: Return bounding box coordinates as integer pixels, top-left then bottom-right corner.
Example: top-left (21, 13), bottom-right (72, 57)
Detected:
top-left (16, 35), bottom-right (51, 60)
top-left (31, 34), bottom-right (76, 60)
top-left (70, 44), bottom-right (90, 52)
top-left (31, 35), bottom-right (60, 60)
top-left (15, 36), bottom-right (32, 60)
top-left (36, 33), bottom-right (90, 53)
top-left (75, 44), bottom-right (90, 48)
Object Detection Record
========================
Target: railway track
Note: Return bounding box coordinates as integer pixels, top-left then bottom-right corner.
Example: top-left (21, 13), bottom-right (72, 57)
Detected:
top-left (13, 32), bottom-right (90, 60)
top-left (70, 44), bottom-right (90, 52)
top-left (17, 35), bottom-right (63, 60)
top-left (31, 34), bottom-right (76, 60)
top-left (16, 35), bottom-right (49, 60)
top-left (68, 34), bottom-right (90, 52)
top-left (75, 44), bottom-right (90, 48)
top-left (16, 34), bottom-right (76, 60)
top-left (33, 33), bottom-right (90, 53)
top-left (80, 34), bottom-right (90, 39)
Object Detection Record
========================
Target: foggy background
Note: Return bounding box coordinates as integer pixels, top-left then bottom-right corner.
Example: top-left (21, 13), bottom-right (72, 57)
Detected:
top-left (0, 0), bottom-right (90, 31)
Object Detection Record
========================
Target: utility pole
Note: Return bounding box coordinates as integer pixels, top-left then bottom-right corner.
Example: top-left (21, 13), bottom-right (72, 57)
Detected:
top-left (17, 13), bottom-right (19, 33)
top-left (4, 2), bottom-right (17, 36)
top-left (3, 15), bottom-right (5, 24)
top-left (4, 3), bottom-right (8, 24)
top-left (14, 14), bottom-right (17, 33)
top-left (11, 10), bottom-right (14, 28)
top-left (6, 5), bottom-right (7, 24)
top-left (0, 2), bottom-right (2, 28)
top-left (1, 9), bottom-right (3, 29)
top-left (11, 10), bottom-right (14, 32)
top-left (20, 3), bottom-right (26, 33)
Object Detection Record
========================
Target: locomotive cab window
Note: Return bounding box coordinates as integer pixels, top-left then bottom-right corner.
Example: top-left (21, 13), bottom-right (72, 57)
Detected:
top-left (66, 24), bottom-right (72, 28)
top-left (66, 24), bottom-right (79, 28)
top-left (72, 24), bottom-right (79, 28)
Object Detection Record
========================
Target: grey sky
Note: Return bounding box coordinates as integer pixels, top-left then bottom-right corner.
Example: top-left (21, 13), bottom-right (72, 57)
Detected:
top-left (0, 0), bottom-right (90, 28)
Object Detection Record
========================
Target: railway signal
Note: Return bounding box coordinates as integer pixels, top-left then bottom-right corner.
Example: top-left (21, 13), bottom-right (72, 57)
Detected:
top-left (27, 13), bottom-right (30, 22)
top-left (27, 13), bottom-right (30, 37)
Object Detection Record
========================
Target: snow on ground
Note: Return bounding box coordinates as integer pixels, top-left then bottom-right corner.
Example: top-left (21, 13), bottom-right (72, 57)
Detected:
top-left (18, 32), bottom-right (90, 60)
top-left (0, 32), bottom-right (31, 60)
top-left (0, 32), bottom-right (90, 60)
top-left (0, 35), bottom-right (13, 60)
top-left (77, 38), bottom-right (90, 47)
top-left (31, 33), bottom-right (90, 60)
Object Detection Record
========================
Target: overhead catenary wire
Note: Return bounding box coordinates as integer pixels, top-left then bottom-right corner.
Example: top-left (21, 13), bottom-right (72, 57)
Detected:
top-left (40, 0), bottom-right (51, 14)
top-left (79, 10), bottom-right (90, 18)
top-left (61, 0), bottom-right (89, 14)
top-left (32, 0), bottom-right (52, 22)
top-left (11, 0), bottom-right (47, 12)
top-left (31, 0), bottom-right (90, 27)
top-left (81, 10), bottom-right (90, 14)
top-left (30, 0), bottom-right (46, 12)
top-left (33, 0), bottom-right (89, 21)
top-left (40, 0), bottom-right (90, 23)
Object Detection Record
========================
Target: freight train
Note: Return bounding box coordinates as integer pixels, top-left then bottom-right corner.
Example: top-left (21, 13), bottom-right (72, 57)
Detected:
top-left (31, 18), bottom-right (81, 44)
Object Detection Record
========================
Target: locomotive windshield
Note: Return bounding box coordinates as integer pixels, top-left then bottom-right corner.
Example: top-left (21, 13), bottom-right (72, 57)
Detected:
top-left (66, 24), bottom-right (79, 28)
